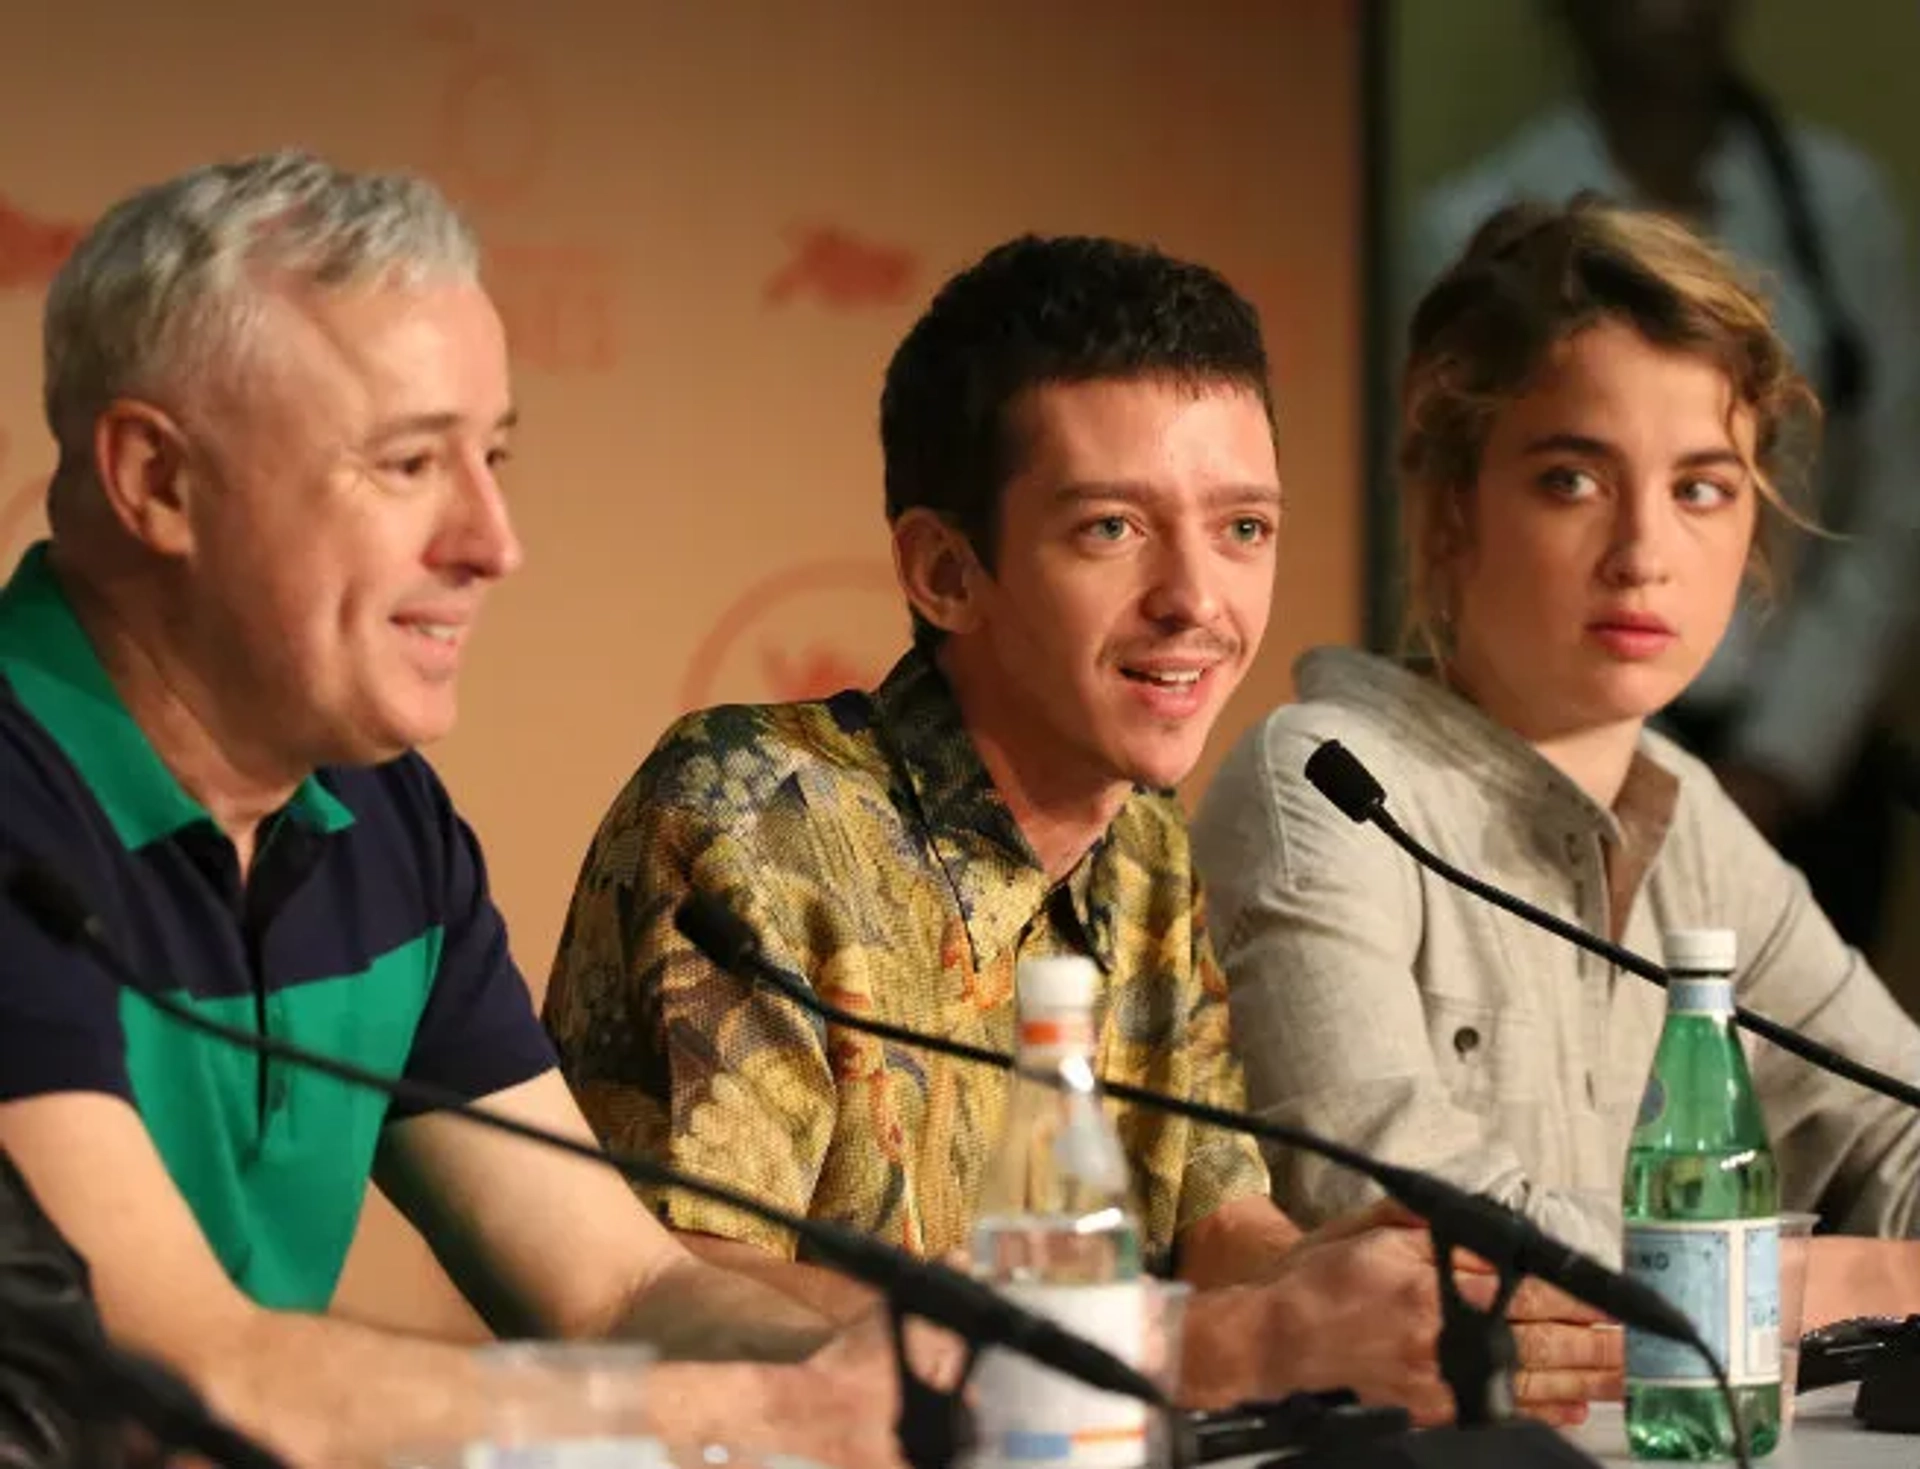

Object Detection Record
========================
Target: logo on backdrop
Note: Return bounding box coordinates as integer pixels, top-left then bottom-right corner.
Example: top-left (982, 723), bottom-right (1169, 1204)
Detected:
top-left (681, 559), bottom-right (904, 710)
top-left (415, 7), bottom-right (620, 376)
top-left (763, 225), bottom-right (919, 311)
top-left (0, 195), bottom-right (81, 565)
top-left (0, 431), bottom-right (50, 569)
top-left (0, 192), bottom-right (83, 292)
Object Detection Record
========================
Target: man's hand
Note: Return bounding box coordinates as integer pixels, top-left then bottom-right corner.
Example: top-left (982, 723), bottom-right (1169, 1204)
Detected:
top-left (1507, 1280), bottom-right (1623, 1428)
top-left (781, 1313), bottom-right (931, 1469)
top-left (1181, 1203), bottom-right (1621, 1428)
top-left (1251, 1208), bottom-right (1460, 1423)
top-left (649, 1351), bottom-right (906, 1469)
top-left (1275, 1211), bottom-right (1621, 1427)
top-left (1179, 1205), bottom-right (1455, 1420)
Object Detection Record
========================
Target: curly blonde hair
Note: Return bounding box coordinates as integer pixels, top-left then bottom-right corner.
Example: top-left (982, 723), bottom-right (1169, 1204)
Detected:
top-left (1399, 194), bottom-right (1821, 663)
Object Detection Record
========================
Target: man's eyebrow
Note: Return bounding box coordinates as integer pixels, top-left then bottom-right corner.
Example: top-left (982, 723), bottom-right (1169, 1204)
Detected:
top-left (1051, 481), bottom-right (1284, 509)
top-left (365, 407), bottom-right (519, 442)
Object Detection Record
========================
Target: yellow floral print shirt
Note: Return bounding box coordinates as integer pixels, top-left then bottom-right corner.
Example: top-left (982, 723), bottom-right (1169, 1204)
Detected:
top-left (544, 648), bottom-right (1268, 1266)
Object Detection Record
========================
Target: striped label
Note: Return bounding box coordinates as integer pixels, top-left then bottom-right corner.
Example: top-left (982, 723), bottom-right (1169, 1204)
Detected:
top-left (1668, 979), bottom-right (1735, 1016)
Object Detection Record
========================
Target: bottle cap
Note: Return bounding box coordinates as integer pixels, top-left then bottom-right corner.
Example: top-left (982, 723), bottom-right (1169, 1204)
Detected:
top-left (1662, 928), bottom-right (1737, 976)
top-left (1015, 955), bottom-right (1099, 1016)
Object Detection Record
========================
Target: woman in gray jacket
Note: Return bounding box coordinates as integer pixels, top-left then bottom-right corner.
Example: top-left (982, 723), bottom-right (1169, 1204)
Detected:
top-left (1194, 197), bottom-right (1920, 1313)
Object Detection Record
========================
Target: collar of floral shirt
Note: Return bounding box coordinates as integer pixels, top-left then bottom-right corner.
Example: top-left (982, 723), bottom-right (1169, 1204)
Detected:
top-left (866, 647), bottom-right (1124, 975)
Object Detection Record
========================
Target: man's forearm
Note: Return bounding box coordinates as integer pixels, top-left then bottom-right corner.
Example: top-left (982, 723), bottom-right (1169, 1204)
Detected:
top-left (677, 1229), bottom-right (883, 1324)
top-left (1175, 1194), bottom-right (1304, 1289)
top-left (612, 1255), bottom-right (839, 1362)
top-left (189, 1308), bottom-right (493, 1467)
top-left (199, 1302), bottom-right (885, 1469)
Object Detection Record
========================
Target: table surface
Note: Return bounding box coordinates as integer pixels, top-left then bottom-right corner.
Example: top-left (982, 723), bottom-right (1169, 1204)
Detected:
top-left (1567, 1385), bottom-right (1905, 1466)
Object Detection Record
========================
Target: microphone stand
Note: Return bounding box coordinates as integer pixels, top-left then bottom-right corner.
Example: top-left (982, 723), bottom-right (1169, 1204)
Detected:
top-left (671, 897), bottom-right (1736, 1469)
top-left (1304, 740), bottom-right (1920, 1112)
top-left (1429, 1221), bottom-right (1519, 1428)
top-left (5, 863), bottom-right (1165, 1469)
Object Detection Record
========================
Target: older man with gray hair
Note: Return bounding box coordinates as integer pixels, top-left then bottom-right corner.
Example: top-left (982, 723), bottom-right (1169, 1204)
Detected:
top-left (0, 151), bottom-right (894, 1468)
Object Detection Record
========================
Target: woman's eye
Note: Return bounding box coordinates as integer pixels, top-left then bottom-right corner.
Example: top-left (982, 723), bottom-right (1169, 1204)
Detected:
top-left (1677, 478), bottom-right (1736, 509)
top-left (1540, 466), bottom-right (1601, 500)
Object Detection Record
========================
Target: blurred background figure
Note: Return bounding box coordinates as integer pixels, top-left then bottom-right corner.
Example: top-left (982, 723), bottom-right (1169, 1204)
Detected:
top-left (1409, 0), bottom-right (1920, 957)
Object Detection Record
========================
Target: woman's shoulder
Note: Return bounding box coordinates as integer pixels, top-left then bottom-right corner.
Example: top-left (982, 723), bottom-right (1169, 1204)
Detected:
top-left (1232, 647), bottom-right (1469, 786)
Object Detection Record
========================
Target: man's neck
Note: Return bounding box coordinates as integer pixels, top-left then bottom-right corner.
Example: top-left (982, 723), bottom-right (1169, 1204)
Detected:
top-left (52, 547), bottom-right (301, 874)
top-left (934, 645), bottom-right (1130, 883)
top-left (1586, 80), bottom-right (1728, 218)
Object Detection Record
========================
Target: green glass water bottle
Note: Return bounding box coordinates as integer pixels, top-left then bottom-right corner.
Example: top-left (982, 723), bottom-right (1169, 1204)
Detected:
top-left (1623, 928), bottom-right (1781, 1460)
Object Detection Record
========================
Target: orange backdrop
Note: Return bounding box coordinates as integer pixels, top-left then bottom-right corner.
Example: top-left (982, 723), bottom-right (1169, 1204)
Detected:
top-left (0, 0), bottom-right (1363, 1334)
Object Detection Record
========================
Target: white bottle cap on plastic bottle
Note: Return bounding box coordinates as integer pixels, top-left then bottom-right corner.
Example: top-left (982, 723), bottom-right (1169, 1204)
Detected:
top-left (1014, 954), bottom-right (1099, 1016)
top-left (1661, 927), bottom-right (1738, 976)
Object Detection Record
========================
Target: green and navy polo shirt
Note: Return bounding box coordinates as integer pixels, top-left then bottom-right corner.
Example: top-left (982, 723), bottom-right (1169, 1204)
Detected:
top-left (0, 542), bottom-right (555, 1310)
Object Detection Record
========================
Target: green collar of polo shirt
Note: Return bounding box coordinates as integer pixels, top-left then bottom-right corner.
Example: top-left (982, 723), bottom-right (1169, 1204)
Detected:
top-left (0, 542), bottom-right (353, 849)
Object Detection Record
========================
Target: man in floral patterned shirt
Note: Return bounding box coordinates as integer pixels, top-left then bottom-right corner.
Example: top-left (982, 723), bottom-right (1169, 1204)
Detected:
top-left (546, 235), bottom-right (1621, 1423)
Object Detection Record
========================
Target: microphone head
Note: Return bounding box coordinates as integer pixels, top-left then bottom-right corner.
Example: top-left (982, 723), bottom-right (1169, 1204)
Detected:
top-left (5, 860), bottom-right (99, 947)
top-left (1304, 740), bottom-right (1387, 824)
top-left (673, 892), bottom-right (762, 976)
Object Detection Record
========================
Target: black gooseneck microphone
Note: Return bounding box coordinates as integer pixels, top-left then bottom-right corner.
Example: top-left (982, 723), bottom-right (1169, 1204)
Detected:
top-left (1303, 739), bottom-right (1920, 1115)
top-left (672, 893), bottom-right (1747, 1469)
top-left (3, 862), bottom-right (1163, 1469)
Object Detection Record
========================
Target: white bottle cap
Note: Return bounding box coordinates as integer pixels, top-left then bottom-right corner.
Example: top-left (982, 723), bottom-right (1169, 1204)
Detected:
top-left (1662, 928), bottom-right (1737, 976)
top-left (1015, 955), bottom-right (1099, 1016)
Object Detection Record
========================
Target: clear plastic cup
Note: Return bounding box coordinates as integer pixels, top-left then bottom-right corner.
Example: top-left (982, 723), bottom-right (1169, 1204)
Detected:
top-left (1778, 1210), bottom-right (1818, 1432)
top-left (388, 1341), bottom-right (661, 1467)
top-left (1146, 1278), bottom-right (1192, 1469)
top-left (1145, 1278), bottom-right (1192, 1401)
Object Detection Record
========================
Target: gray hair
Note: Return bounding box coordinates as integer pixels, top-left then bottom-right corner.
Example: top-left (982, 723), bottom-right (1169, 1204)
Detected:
top-left (43, 148), bottom-right (480, 470)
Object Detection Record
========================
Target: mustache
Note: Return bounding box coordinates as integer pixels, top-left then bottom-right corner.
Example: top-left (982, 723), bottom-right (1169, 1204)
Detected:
top-left (1111, 636), bottom-right (1239, 664)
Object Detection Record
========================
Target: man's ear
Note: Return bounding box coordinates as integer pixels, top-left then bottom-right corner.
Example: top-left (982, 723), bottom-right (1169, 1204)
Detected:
top-left (90, 399), bottom-right (199, 557)
top-left (892, 508), bottom-right (989, 637)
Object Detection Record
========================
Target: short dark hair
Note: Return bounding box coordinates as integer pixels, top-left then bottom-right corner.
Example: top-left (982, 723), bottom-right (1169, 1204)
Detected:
top-left (880, 234), bottom-right (1273, 635)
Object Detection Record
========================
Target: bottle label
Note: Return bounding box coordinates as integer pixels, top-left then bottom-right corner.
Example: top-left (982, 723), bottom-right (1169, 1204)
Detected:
top-left (969, 1280), bottom-right (1149, 1469)
top-left (1624, 1218), bottom-right (1780, 1388)
top-left (1667, 979), bottom-right (1735, 1016)
top-left (1019, 1017), bottom-right (1095, 1050)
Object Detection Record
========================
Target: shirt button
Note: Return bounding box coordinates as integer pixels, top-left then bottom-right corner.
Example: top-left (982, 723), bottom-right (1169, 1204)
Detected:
top-left (1586, 1072), bottom-right (1598, 1106)
top-left (1453, 1026), bottom-right (1481, 1057)
top-left (268, 1076), bottom-right (291, 1113)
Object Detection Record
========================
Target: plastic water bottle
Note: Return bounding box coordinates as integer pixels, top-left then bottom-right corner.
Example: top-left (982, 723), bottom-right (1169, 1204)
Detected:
top-left (969, 955), bottom-right (1148, 1469)
top-left (1623, 929), bottom-right (1781, 1460)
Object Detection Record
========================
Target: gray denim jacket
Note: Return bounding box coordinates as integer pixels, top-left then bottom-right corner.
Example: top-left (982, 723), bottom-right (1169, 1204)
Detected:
top-left (1193, 647), bottom-right (1920, 1262)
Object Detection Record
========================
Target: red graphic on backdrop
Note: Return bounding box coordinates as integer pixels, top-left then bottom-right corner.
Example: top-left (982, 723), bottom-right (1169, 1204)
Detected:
top-left (0, 430), bottom-right (50, 565)
top-left (681, 559), bottom-right (901, 712)
top-left (414, 10), bottom-right (552, 211)
top-left (0, 194), bottom-right (84, 290)
top-left (763, 645), bottom-right (874, 703)
top-left (0, 478), bottom-right (45, 558)
top-left (409, 7), bottom-right (618, 374)
top-left (488, 244), bottom-right (619, 373)
top-left (764, 226), bottom-right (919, 310)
